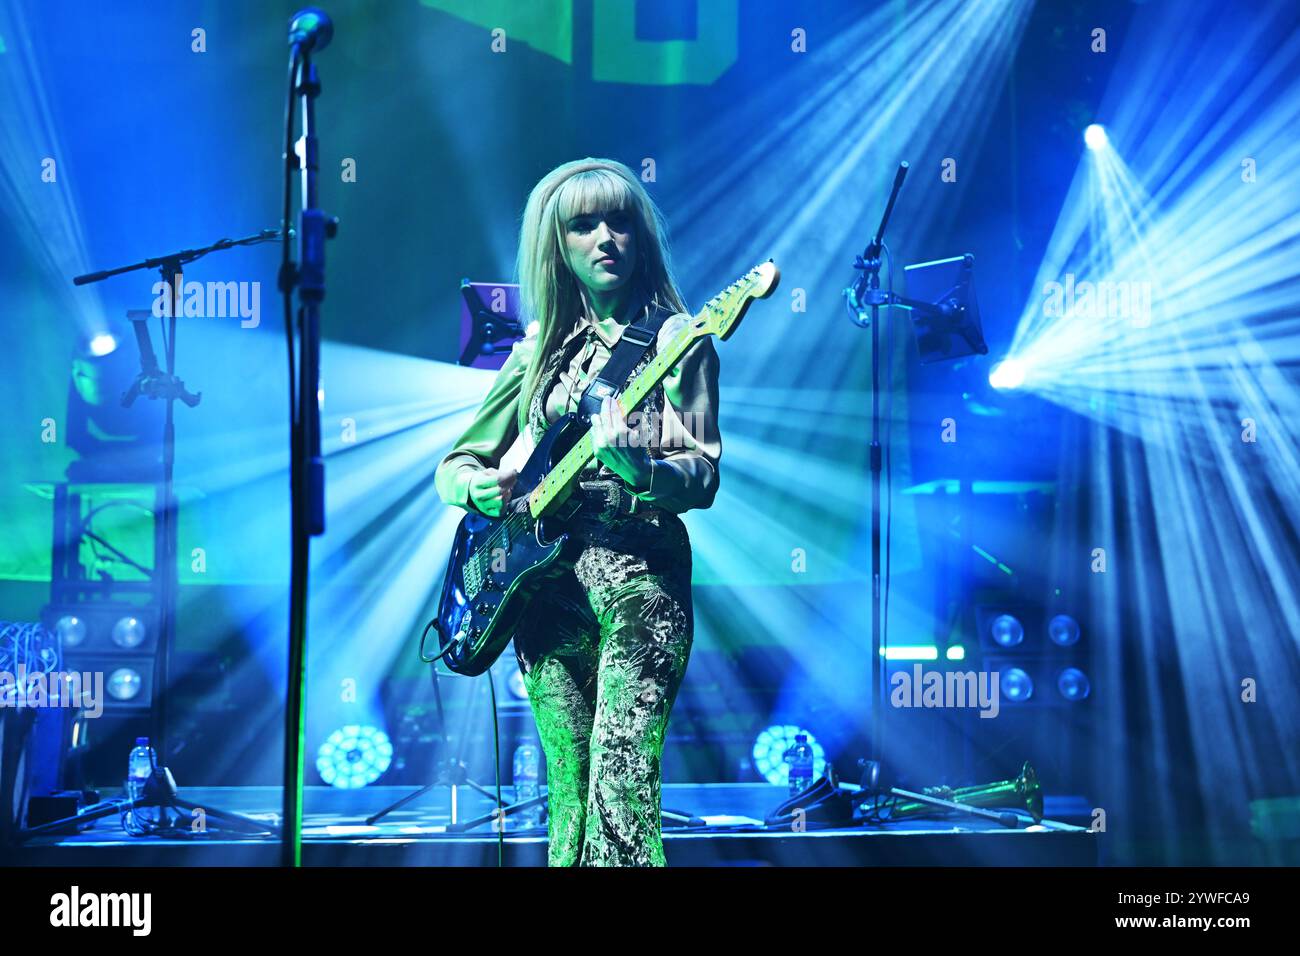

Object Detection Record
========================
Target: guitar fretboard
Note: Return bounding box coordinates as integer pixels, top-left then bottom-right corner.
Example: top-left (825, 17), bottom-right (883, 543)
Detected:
top-left (526, 315), bottom-right (705, 518)
top-left (524, 263), bottom-right (774, 518)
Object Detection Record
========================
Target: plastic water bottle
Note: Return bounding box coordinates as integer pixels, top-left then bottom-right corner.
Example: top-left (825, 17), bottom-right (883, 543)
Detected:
top-left (784, 733), bottom-right (814, 797)
top-left (512, 743), bottom-right (542, 829)
top-left (126, 737), bottom-right (158, 833)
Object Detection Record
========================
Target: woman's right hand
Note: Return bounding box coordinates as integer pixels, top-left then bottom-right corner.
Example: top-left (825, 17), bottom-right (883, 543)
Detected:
top-left (468, 467), bottom-right (519, 517)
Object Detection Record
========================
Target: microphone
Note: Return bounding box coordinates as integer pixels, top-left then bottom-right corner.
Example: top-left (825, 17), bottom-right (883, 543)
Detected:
top-left (288, 7), bottom-right (333, 53)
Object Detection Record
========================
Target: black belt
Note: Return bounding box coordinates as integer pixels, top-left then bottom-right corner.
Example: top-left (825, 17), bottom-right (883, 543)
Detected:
top-left (573, 477), bottom-right (646, 521)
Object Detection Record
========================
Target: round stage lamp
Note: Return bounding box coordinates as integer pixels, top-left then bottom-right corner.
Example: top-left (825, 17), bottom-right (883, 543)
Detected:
top-left (1000, 668), bottom-right (1034, 702)
top-left (112, 615), bottom-right (147, 649)
top-left (88, 333), bottom-right (118, 357)
top-left (990, 614), bottom-right (1025, 648)
top-left (55, 614), bottom-right (87, 647)
top-left (107, 667), bottom-right (144, 702)
top-left (988, 358), bottom-right (1026, 391)
top-left (1057, 668), bottom-right (1091, 701)
top-left (317, 725), bottom-right (394, 789)
top-left (1084, 123), bottom-right (1108, 150)
top-left (1048, 614), bottom-right (1081, 646)
top-left (752, 724), bottom-right (826, 786)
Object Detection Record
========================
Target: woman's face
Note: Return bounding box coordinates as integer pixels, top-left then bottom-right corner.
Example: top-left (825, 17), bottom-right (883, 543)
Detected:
top-left (563, 207), bottom-right (638, 298)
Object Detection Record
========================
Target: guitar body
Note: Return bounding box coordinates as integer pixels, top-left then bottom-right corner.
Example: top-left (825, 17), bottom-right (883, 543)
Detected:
top-left (435, 413), bottom-right (587, 676)
top-left (429, 260), bottom-right (780, 678)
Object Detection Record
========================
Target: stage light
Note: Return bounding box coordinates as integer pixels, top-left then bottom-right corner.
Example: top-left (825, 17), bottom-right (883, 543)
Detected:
top-left (1047, 614), bottom-right (1081, 646)
top-left (988, 358), bottom-right (1026, 391)
top-left (1084, 123), bottom-right (1108, 151)
top-left (882, 645), bottom-right (939, 660)
top-left (111, 615), bottom-right (147, 649)
top-left (55, 614), bottom-right (86, 647)
top-left (316, 725), bottom-right (394, 789)
top-left (88, 333), bottom-right (117, 356)
top-left (0, 4), bottom-right (108, 343)
top-left (990, 613), bottom-right (1025, 648)
top-left (1057, 668), bottom-right (1091, 701)
top-left (752, 725), bottom-right (826, 787)
top-left (946, 645), bottom-right (966, 661)
top-left (106, 667), bottom-right (143, 702)
top-left (1000, 668), bottom-right (1034, 702)
top-left (999, 4), bottom-right (1300, 861)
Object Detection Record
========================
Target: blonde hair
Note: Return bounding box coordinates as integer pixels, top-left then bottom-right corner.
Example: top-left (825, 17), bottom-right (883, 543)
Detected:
top-left (513, 157), bottom-right (687, 434)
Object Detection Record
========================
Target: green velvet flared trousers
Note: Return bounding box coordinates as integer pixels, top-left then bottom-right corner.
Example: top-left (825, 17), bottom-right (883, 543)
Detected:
top-left (512, 507), bottom-right (693, 867)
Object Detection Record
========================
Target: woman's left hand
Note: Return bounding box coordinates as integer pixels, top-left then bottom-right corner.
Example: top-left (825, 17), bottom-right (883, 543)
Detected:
top-left (589, 396), bottom-right (654, 489)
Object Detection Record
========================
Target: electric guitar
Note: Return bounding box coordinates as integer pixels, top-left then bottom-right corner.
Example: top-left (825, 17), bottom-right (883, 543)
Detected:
top-left (432, 261), bottom-right (780, 676)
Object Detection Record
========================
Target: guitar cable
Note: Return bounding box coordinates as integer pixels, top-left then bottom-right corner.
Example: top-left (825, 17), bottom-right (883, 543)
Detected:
top-left (486, 666), bottom-right (505, 867)
top-left (417, 617), bottom-right (453, 664)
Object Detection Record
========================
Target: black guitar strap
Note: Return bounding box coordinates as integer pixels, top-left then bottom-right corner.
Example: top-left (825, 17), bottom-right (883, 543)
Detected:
top-left (575, 304), bottom-right (672, 420)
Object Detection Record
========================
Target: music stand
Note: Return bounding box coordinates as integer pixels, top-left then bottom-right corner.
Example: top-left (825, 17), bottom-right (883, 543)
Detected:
top-left (457, 280), bottom-right (525, 368)
top-left (898, 254), bottom-right (988, 363)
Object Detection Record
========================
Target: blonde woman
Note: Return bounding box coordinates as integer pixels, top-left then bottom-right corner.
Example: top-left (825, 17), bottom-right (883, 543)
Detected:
top-left (435, 158), bottom-right (720, 866)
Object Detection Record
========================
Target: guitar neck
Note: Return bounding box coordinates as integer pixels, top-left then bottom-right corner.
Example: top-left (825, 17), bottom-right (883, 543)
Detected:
top-left (527, 317), bottom-right (701, 518)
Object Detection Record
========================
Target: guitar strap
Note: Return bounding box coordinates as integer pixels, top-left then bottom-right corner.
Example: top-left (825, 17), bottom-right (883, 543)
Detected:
top-left (575, 303), bottom-right (672, 420)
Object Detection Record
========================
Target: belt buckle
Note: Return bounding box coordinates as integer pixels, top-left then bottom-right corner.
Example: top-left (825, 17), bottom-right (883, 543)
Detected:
top-left (579, 478), bottom-right (636, 522)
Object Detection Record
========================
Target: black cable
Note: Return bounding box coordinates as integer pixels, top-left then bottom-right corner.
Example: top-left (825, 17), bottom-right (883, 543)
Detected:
top-left (856, 790), bottom-right (902, 826)
top-left (417, 619), bottom-right (454, 663)
top-left (486, 666), bottom-right (503, 867)
top-left (420, 623), bottom-right (511, 865)
top-left (81, 531), bottom-right (150, 578)
top-left (78, 502), bottom-right (156, 577)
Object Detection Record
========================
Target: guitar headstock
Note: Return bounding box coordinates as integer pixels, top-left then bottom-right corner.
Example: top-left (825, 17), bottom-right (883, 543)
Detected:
top-left (696, 260), bottom-right (780, 341)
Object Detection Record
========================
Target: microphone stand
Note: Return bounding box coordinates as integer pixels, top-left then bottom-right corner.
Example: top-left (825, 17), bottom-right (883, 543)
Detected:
top-left (846, 161), bottom-right (909, 781)
top-left (37, 229), bottom-right (287, 843)
top-left (278, 38), bottom-right (337, 868)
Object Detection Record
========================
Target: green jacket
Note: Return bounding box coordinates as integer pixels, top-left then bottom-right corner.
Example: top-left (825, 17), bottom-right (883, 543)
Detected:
top-left (435, 310), bottom-right (721, 516)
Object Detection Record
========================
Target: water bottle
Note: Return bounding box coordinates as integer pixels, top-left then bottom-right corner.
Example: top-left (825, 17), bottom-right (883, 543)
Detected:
top-left (126, 737), bottom-right (158, 833)
top-left (784, 733), bottom-right (814, 797)
top-left (512, 743), bottom-right (542, 829)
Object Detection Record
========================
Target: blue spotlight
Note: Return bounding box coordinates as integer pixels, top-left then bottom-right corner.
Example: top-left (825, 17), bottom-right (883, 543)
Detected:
top-left (988, 358), bottom-right (1026, 391)
top-left (1084, 123), bottom-right (1108, 151)
top-left (1057, 668), bottom-right (1091, 701)
top-left (1048, 614), bottom-right (1082, 646)
top-left (990, 613), bottom-right (1025, 648)
top-left (106, 667), bottom-right (144, 702)
top-left (316, 725), bottom-right (393, 789)
top-left (88, 333), bottom-right (117, 356)
top-left (1000, 668), bottom-right (1034, 702)
top-left (55, 614), bottom-right (86, 647)
top-left (752, 725), bottom-right (826, 786)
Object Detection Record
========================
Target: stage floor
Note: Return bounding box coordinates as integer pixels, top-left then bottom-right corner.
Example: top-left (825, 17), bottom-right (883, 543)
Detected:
top-left (7, 784), bottom-right (1098, 867)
